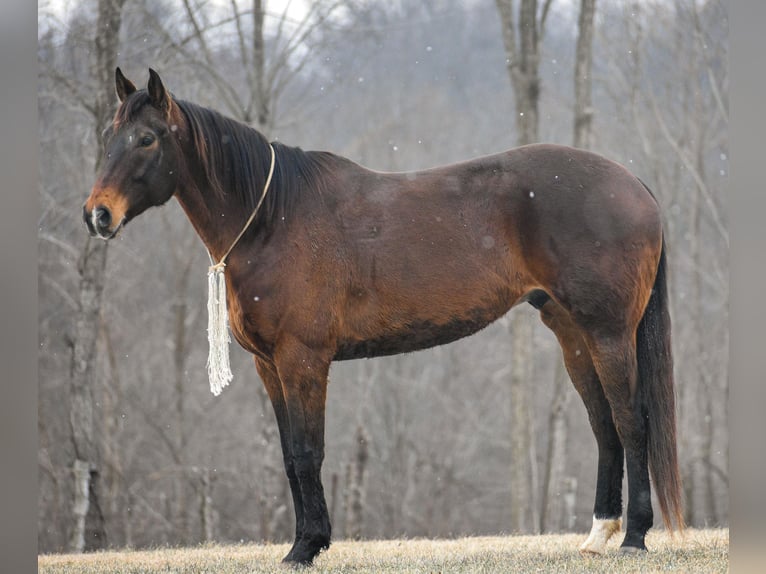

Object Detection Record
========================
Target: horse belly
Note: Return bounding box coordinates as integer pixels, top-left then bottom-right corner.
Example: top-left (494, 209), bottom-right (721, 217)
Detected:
top-left (333, 302), bottom-right (508, 361)
top-left (333, 255), bottom-right (519, 361)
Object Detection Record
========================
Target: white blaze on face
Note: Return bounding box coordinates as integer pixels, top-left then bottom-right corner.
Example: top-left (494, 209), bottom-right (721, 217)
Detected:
top-left (579, 515), bottom-right (622, 555)
top-left (91, 209), bottom-right (101, 235)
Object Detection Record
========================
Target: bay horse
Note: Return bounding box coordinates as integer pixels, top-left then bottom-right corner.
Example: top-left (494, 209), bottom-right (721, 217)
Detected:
top-left (84, 68), bottom-right (683, 565)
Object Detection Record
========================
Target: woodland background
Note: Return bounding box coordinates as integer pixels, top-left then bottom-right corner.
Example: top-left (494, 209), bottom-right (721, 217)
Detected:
top-left (37, 0), bottom-right (728, 553)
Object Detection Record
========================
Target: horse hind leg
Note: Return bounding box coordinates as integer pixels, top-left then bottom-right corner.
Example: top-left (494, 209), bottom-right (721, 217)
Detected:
top-left (538, 299), bottom-right (624, 555)
top-left (587, 332), bottom-right (653, 553)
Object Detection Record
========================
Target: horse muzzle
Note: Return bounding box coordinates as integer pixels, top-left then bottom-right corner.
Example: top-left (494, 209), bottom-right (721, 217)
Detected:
top-left (83, 204), bottom-right (124, 240)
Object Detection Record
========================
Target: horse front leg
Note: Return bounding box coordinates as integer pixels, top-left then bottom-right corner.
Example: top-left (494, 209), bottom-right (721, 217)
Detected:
top-left (254, 358), bottom-right (307, 562)
top-left (273, 338), bottom-right (332, 566)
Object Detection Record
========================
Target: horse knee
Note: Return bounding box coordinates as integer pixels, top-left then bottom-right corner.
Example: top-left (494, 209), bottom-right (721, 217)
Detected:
top-left (292, 448), bottom-right (324, 480)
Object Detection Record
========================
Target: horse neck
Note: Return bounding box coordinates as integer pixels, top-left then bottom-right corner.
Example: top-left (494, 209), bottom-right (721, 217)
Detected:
top-left (172, 145), bottom-right (251, 264)
top-left (172, 122), bottom-right (272, 263)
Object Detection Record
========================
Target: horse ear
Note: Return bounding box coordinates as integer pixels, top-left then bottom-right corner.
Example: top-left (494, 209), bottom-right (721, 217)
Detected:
top-left (147, 68), bottom-right (170, 114)
top-left (115, 67), bottom-right (136, 102)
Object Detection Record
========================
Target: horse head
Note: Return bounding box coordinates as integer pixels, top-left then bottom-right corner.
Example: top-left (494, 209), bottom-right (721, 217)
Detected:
top-left (84, 68), bottom-right (182, 239)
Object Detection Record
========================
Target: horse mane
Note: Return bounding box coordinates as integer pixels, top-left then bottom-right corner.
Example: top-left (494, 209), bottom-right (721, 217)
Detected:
top-left (115, 91), bottom-right (335, 234)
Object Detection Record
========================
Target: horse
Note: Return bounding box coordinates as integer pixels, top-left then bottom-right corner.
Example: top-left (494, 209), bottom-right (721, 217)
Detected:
top-left (84, 68), bottom-right (683, 565)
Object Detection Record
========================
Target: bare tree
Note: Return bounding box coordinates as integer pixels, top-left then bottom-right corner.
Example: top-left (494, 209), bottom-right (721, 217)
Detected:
top-left (166, 224), bottom-right (200, 543)
top-left (540, 359), bottom-right (572, 532)
top-left (540, 0), bottom-right (596, 534)
top-left (495, 0), bottom-right (554, 534)
top-left (495, 0), bottom-right (554, 145)
top-left (573, 0), bottom-right (596, 148)
top-left (344, 425), bottom-right (369, 539)
top-left (65, 0), bottom-right (128, 552)
top-left (144, 0), bottom-right (343, 134)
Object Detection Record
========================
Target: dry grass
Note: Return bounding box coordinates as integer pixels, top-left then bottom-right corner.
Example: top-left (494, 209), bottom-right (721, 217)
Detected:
top-left (39, 527), bottom-right (728, 574)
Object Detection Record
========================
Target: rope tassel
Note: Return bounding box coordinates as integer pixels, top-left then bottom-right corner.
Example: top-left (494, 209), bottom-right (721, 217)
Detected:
top-left (207, 262), bottom-right (232, 396)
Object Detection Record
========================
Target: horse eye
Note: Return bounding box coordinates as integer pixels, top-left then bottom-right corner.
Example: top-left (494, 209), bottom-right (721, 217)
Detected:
top-left (140, 135), bottom-right (155, 147)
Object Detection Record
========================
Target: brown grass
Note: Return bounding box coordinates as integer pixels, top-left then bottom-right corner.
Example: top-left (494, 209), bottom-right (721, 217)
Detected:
top-left (39, 527), bottom-right (728, 574)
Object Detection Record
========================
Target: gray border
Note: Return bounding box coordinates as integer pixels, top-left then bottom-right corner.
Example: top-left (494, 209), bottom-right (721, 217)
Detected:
top-left (0, 0), bottom-right (37, 570)
top-left (730, 2), bottom-right (766, 571)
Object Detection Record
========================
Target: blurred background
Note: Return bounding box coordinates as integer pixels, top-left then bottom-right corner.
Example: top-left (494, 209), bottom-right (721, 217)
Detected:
top-left (38, 0), bottom-right (728, 553)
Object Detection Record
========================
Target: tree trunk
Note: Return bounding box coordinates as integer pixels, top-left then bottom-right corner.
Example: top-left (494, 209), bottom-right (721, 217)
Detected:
top-left (100, 320), bottom-right (124, 546)
top-left (540, 358), bottom-right (571, 532)
top-left (508, 316), bottom-right (538, 533)
top-left (495, 0), bottom-right (551, 146)
top-left (691, 112), bottom-right (718, 526)
top-left (199, 469), bottom-right (216, 542)
top-left (573, 0), bottom-right (596, 148)
top-left (538, 0), bottom-right (596, 533)
top-left (563, 476), bottom-right (578, 530)
top-left (496, 0), bottom-right (550, 534)
top-left (67, 0), bottom-right (127, 552)
top-left (344, 425), bottom-right (369, 539)
top-left (67, 459), bottom-right (93, 551)
top-left (68, 238), bottom-right (109, 552)
top-left (171, 249), bottom-right (194, 543)
top-left (252, 0), bottom-right (270, 131)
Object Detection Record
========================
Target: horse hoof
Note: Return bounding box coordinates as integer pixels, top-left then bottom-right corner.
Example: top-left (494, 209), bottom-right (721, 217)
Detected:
top-left (579, 547), bottom-right (606, 556)
top-left (280, 556), bottom-right (312, 569)
top-left (618, 545), bottom-right (648, 555)
top-left (281, 534), bottom-right (329, 567)
top-left (579, 516), bottom-right (621, 556)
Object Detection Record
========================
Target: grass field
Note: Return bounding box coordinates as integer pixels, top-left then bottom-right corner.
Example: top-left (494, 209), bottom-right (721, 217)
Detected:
top-left (39, 528), bottom-right (728, 573)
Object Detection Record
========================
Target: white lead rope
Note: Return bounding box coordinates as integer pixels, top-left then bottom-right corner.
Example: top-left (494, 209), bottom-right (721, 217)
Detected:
top-left (207, 143), bottom-right (275, 395)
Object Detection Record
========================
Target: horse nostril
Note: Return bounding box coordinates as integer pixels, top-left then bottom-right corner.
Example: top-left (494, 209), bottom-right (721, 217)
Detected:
top-left (94, 206), bottom-right (112, 230)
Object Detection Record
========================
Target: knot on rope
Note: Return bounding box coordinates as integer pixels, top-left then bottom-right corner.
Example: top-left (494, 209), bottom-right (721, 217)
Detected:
top-left (209, 260), bottom-right (226, 274)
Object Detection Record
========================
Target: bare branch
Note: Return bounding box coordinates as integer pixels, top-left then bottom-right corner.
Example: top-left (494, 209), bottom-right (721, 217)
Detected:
top-left (125, 384), bottom-right (182, 464)
top-left (230, 0), bottom-right (251, 72)
top-left (266, 0), bottom-right (344, 96)
top-left (539, 0), bottom-right (555, 38)
top-left (495, 0), bottom-right (519, 78)
top-left (40, 232), bottom-right (80, 260)
top-left (181, 0), bottom-right (215, 67)
top-left (689, 0), bottom-right (728, 124)
top-left (39, 62), bottom-right (97, 118)
top-left (647, 91), bottom-right (729, 247)
top-left (228, 0), bottom-right (253, 117)
top-left (40, 272), bottom-right (79, 311)
top-left (140, 8), bottom-right (245, 117)
top-left (271, 0), bottom-right (297, 52)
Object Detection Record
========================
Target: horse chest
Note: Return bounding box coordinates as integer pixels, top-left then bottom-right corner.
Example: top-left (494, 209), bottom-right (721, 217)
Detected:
top-left (226, 289), bottom-right (274, 359)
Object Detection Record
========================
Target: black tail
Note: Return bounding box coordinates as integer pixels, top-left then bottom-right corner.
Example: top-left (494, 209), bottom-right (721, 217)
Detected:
top-left (636, 237), bottom-right (685, 531)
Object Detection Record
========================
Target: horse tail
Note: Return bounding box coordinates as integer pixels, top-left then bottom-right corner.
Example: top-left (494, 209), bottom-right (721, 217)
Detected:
top-left (636, 234), bottom-right (685, 531)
